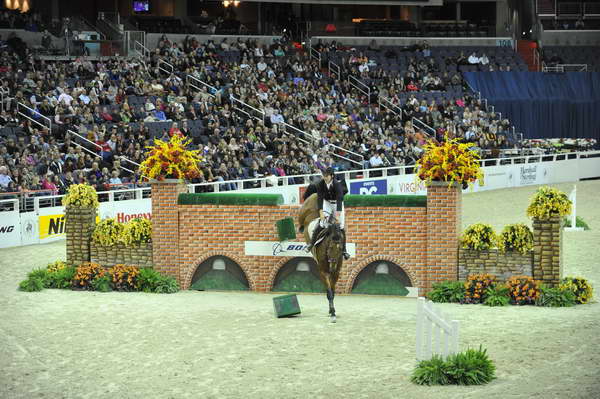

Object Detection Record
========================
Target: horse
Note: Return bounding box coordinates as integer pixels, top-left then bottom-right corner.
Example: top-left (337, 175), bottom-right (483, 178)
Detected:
top-left (298, 193), bottom-right (345, 323)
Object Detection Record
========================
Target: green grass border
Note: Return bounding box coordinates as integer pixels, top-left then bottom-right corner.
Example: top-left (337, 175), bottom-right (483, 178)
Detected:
top-left (178, 193), bottom-right (284, 206)
top-left (344, 195), bottom-right (427, 208)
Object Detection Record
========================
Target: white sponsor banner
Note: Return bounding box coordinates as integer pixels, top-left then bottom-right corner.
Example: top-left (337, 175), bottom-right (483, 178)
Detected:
top-left (245, 241), bottom-right (356, 258)
top-left (20, 211), bottom-right (39, 246)
top-left (0, 206), bottom-right (21, 248)
top-left (387, 175), bottom-right (427, 195)
top-left (99, 199), bottom-right (152, 222)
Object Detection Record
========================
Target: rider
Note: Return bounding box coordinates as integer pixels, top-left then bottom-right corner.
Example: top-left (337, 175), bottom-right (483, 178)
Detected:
top-left (306, 167), bottom-right (350, 260)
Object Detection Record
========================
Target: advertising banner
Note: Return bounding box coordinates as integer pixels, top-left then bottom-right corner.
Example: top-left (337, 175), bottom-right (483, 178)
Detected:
top-left (350, 179), bottom-right (387, 195)
top-left (244, 241), bottom-right (356, 258)
top-left (0, 208), bottom-right (21, 248)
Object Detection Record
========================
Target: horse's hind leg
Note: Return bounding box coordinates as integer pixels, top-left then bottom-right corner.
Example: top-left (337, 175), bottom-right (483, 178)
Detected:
top-left (326, 276), bottom-right (336, 322)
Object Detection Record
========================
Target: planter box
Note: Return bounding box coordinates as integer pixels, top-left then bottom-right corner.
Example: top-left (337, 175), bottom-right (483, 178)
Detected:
top-left (91, 242), bottom-right (153, 269)
top-left (458, 248), bottom-right (533, 281)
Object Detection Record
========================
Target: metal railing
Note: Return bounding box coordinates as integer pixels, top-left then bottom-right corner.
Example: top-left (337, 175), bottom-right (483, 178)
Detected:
top-left (378, 96), bottom-right (403, 118)
top-left (230, 96), bottom-right (265, 123)
top-left (328, 61), bottom-right (340, 79)
top-left (309, 46), bottom-right (321, 65)
top-left (412, 117), bottom-right (436, 139)
top-left (133, 39), bottom-right (150, 58)
top-left (17, 102), bottom-right (52, 132)
top-left (585, 2), bottom-right (600, 15)
top-left (186, 74), bottom-right (217, 95)
top-left (348, 75), bottom-right (371, 99)
top-left (157, 59), bottom-right (174, 75)
top-left (542, 63), bottom-right (588, 72)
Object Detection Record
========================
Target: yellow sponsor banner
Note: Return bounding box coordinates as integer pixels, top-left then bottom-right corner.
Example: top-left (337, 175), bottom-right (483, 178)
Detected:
top-left (39, 214), bottom-right (100, 240)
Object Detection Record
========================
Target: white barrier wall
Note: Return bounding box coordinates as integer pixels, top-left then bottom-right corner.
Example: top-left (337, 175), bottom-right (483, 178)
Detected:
top-left (0, 154), bottom-right (598, 249)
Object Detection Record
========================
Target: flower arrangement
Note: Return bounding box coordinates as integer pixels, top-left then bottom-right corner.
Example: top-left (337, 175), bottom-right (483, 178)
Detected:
top-left (463, 273), bottom-right (496, 304)
top-left (62, 184), bottom-right (99, 208)
top-left (461, 223), bottom-right (497, 251)
top-left (416, 136), bottom-right (484, 187)
top-left (108, 264), bottom-right (140, 291)
top-left (72, 262), bottom-right (106, 290)
top-left (559, 277), bottom-right (593, 304)
top-left (497, 223), bottom-right (533, 254)
top-left (140, 135), bottom-right (203, 181)
top-left (526, 186), bottom-right (572, 220)
top-left (506, 275), bottom-right (541, 305)
top-left (92, 218), bottom-right (124, 246)
top-left (120, 218), bottom-right (152, 246)
top-left (46, 260), bottom-right (67, 273)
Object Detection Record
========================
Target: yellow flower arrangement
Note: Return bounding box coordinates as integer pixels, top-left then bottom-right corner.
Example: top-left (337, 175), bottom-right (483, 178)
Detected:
top-left (92, 218), bottom-right (124, 247)
top-left (62, 184), bottom-right (99, 208)
top-left (140, 135), bottom-right (203, 181)
top-left (119, 218), bottom-right (152, 246)
top-left (560, 277), bottom-right (593, 304)
top-left (461, 223), bottom-right (497, 251)
top-left (526, 186), bottom-right (572, 220)
top-left (46, 260), bottom-right (67, 273)
top-left (497, 223), bottom-right (534, 255)
top-left (416, 137), bottom-right (484, 187)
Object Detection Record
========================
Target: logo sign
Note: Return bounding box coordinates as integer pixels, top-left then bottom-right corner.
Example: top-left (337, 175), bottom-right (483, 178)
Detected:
top-left (39, 214), bottom-right (100, 240)
top-left (116, 212), bottom-right (151, 223)
top-left (350, 179), bottom-right (387, 195)
top-left (496, 39), bottom-right (513, 47)
top-left (245, 241), bottom-right (356, 258)
top-left (397, 180), bottom-right (427, 194)
top-left (0, 225), bottom-right (15, 233)
top-left (519, 165), bottom-right (538, 185)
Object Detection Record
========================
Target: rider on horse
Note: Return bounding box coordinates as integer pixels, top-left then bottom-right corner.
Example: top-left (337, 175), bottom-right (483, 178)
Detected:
top-left (306, 167), bottom-right (350, 260)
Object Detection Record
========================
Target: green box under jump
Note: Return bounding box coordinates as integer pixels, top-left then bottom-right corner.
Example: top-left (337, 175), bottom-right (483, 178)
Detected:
top-left (273, 294), bottom-right (301, 318)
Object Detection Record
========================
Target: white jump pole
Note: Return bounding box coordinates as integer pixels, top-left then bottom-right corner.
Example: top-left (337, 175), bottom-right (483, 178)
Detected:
top-left (565, 185), bottom-right (584, 232)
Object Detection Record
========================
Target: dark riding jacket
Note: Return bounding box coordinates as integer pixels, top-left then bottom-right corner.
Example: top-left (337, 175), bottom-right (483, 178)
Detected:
top-left (316, 178), bottom-right (345, 212)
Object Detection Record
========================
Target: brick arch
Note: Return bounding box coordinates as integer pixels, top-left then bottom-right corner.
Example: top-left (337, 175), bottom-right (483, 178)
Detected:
top-left (266, 257), bottom-right (295, 292)
top-left (344, 255), bottom-right (419, 294)
top-left (180, 251), bottom-right (255, 291)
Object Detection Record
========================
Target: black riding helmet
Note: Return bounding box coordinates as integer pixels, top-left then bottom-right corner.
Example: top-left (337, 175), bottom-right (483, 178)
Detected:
top-left (323, 167), bottom-right (335, 177)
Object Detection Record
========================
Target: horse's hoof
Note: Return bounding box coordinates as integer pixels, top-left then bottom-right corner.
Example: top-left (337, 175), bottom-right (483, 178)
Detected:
top-left (330, 316), bottom-right (337, 323)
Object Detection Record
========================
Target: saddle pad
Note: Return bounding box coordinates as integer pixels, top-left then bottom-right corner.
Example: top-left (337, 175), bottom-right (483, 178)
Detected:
top-left (308, 219), bottom-right (326, 247)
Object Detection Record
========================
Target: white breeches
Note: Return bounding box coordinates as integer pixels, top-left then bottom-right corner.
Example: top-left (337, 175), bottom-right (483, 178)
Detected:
top-left (320, 200), bottom-right (345, 229)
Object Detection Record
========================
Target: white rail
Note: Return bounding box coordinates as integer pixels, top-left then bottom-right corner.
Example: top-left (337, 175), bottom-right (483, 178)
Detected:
top-left (157, 59), bottom-right (174, 75)
top-left (416, 298), bottom-right (460, 361)
top-left (348, 75), bottom-right (371, 99)
top-left (17, 102), bottom-right (52, 132)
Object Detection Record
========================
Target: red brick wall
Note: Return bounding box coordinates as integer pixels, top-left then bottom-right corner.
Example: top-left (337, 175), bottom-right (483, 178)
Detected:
top-left (153, 181), bottom-right (462, 295)
top-left (426, 182), bottom-right (462, 292)
top-left (151, 181), bottom-right (188, 279)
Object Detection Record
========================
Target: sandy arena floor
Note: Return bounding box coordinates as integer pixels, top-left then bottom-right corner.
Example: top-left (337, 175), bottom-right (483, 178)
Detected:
top-left (1, 181), bottom-right (599, 399)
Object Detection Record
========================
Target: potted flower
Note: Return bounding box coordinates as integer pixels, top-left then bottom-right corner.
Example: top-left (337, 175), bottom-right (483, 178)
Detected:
top-left (62, 184), bottom-right (99, 265)
top-left (416, 137), bottom-right (484, 189)
top-left (140, 135), bottom-right (203, 182)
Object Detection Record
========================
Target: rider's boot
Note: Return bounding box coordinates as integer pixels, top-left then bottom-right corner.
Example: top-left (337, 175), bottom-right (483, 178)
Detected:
top-left (341, 228), bottom-right (350, 260)
top-left (306, 224), bottom-right (324, 252)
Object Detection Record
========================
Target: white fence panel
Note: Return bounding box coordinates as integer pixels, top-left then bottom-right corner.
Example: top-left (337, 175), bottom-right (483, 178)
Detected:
top-left (416, 297), bottom-right (459, 361)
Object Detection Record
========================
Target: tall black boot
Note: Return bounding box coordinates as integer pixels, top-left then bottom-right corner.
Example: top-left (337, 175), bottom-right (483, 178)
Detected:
top-left (306, 225), bottom-right (323, 252)
top-left (341, 228), bottom-right (350, 260)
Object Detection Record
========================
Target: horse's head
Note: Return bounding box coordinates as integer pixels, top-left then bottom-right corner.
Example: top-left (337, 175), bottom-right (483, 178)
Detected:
top-left (325, 222), bottom-right (344, 266)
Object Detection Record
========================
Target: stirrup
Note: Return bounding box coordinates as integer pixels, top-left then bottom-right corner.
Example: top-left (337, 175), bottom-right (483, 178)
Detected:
top-left (343, 252), bottom-right (350, 260)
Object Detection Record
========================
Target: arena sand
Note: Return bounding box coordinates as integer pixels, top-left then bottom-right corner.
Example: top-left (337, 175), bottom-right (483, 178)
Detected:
top-left (1, 181), bottom-right (599, 399)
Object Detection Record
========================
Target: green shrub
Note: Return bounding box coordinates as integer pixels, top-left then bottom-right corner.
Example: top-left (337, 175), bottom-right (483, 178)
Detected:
top-left (91, 275), bottom-right (112, 292)
top-left (535, 285), bottom-right (576, 307)
top-left (483, 285), bottom-right (510, 307)
top-left (45, 266), bottom-right (76, 289)
top-left (562, 216), bottom-right (590, 230)
top-left (445, 346), bottom-right (496, 385)
top-left (461, 223), bottom-right (496, 251)
top-left (410, 355), bottom-right (451, 385)
top-left (137, 268), bottom-right (180, 293)
top-left (426, 281), bottom-right (465, 303)
top-left (19, 278), bottom-right (44, 292)
top-left (411, 346), bottom-right (495, 386)
top-left (28, 268), bottom-right (49, 282)
top-left (137, 268), bottom-right (163, 293)
top-left (497, 223), bottom-right (533, 254)
top-left (155, 275), bottom-right (180, 294)
top-left (559, 277), bottom-right (593, 304)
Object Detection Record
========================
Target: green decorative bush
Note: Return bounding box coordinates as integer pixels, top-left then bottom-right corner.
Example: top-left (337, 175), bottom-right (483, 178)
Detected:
top-left (411, 346), bottom-right (495, 386)
top-left (559, 277), bottom-right (593, 304)
top-left (563, 216), bottom-right (590, 230)
top-left (497, 223), bottom-right (533, 254)
top-left (410, 356), bottom-right (450, 385)
top-left (535, 285), bottom-right (576, 307)
top-left (19, 277), bottom-right (44, 292)
top-left (91, 275), bottom-right (112, 292)
top-left (426, 281), bottom-right (465, 303)
top-left (45, 266), bottom-right (76, 289)
top-left (461, 224), bottom-right (496, 251)
top-left (483, 285), bottom-right (510, 307)
top-left (137, 268), bottom-right (180, 294)
top-left (444, 346), bottom-right (496, 385)
top-left (92, 218), bottom-right (124, 246)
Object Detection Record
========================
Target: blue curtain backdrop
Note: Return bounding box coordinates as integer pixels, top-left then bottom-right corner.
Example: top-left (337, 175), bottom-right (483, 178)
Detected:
top-left (463, 72), bottom-right (600, 140)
